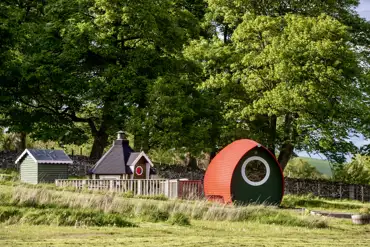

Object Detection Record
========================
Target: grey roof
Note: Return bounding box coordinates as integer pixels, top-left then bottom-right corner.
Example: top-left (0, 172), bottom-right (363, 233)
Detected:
top-left (91, 138), bottom-right (155, 175)
top-left (91, 140), bottom-right (134, 175)
top-left (15, 149), bottom-right (73, 164)
top-left (126, 152), bottom-right (140, 166)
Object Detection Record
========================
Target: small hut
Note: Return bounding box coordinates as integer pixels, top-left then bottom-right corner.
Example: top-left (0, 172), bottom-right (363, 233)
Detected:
top-left (15, 149), bottom-right (72, 184)
top-left (204, 139), bottom-right (284, 205)
top-left (90, 131), bottom-right (154, 180)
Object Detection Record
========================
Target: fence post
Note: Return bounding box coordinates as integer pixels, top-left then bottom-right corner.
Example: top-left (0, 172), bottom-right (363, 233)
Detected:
top-left (164, 180), bottom-right (170, 198)
top-left (109, 180), bottom-right (114, 191)
top-left (137, 180), bottom-right (142, 195)
top-left (317, 183), bottom-right (320, 197)
top-left (361, 186), bottom-right (364, 203)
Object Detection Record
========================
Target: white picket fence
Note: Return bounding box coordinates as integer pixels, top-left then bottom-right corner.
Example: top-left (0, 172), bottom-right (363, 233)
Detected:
top-left (55, 179), bottom-right (179, 198)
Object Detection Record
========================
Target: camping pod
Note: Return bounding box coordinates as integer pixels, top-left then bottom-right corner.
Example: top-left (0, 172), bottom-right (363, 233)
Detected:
top-left (204, 139), bottom-right (284, 205)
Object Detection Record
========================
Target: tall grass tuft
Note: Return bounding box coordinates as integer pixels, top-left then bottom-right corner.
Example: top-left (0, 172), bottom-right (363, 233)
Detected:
top-left (168, 212), bottom-right (191, 226)
top-left (0, 206), bottom-right (136, 227)
top-left (3, 186), bottom-right (328, 228)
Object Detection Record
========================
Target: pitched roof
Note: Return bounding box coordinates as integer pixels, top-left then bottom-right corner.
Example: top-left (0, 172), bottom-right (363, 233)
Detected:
top-left (15, 149), bottom-right (73, 164)
top-left (91, 140), bottom-right (134, 174)
top-left (127, 151), bottom-right (154, 167)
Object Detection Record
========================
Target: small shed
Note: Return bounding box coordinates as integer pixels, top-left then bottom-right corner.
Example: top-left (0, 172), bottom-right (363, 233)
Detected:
top-left (15, 149), bottom-right (72, 184)
top-left (204, 139), bottom-right (284, 205)
top-left (90, 131), bottom-right (154, 180)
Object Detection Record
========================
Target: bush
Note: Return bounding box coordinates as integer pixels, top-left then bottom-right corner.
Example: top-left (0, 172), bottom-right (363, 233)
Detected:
top-left (0, 206), bottom-right (136, 227)
top-left (168, 212), bottom-right (191, 226)
top-left (359, 207), bottom-right (370, 215)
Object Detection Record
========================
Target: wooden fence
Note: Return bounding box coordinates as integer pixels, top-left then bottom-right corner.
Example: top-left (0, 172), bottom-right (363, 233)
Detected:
top-left (178, 180), bottom-right (204, 199)
top-left (56, 177), bottom-right (370, 202)
top-left (55, 179), bottom-right (179, 199)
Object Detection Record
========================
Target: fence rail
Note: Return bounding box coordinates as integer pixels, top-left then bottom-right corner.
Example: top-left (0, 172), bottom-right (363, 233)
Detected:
top-left (55, 179), bottom-right (179, 199)
top-left (56, 177), bottom-right (370, 202)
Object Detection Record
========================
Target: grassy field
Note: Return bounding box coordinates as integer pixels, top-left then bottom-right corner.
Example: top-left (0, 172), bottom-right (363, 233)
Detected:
top-left (1, 182), bottom-right (370, 246)
top-left (1, 219), bottom-right (370, 246)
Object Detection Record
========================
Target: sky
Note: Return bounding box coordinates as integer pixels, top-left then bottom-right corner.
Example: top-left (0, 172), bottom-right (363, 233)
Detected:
top-left (357, 0), bottom-right (370, 20)
top-left (297, 0), bottom-right (370, 160)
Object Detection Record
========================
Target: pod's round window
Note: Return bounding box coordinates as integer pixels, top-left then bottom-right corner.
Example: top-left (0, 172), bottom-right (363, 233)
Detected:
top-left (241, 156), bottom-right (270, 186)
top-left (135, 166), bottom-right (143, 176)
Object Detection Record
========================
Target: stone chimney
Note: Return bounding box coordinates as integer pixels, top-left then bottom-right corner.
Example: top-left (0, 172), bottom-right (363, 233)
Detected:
top-left (117, 130), bottom-right (125, 140)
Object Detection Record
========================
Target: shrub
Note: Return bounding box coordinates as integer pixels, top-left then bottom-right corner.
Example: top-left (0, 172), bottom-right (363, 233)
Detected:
top-left (168, 212), bottom-right (191, 226)
top-left (0, 206), bottom-right (136, 227)
top-left (359, 207), bottom-right (370, 215)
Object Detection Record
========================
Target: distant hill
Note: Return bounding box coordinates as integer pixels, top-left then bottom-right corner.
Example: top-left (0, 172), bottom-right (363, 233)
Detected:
top-left (292, 157), bottom-right (333, 177)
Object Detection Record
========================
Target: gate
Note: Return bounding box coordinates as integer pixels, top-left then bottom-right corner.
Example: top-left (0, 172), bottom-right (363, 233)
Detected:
top-left (178, 180), bottom-right (204, 199)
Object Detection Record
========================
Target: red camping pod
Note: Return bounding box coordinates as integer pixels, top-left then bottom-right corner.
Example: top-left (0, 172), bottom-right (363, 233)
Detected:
top-left (204, 139), bottom-right (284, 205)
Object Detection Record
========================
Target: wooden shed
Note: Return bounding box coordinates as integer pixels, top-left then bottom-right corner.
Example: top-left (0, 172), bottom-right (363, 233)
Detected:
top-left (90, 131), bottom-right (154, 180)
top-left (204, 139), bottom-right (284, 205)
top-left (15, 149), bottom-right (72, 184)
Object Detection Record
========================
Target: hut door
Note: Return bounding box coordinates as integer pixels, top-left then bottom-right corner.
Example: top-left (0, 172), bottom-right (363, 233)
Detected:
top-left (133, 158), bottom-right (147, 179)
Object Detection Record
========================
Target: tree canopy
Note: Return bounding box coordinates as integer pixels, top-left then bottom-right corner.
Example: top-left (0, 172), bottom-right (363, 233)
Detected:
top-left (1, 0), bottom-right (370, 173)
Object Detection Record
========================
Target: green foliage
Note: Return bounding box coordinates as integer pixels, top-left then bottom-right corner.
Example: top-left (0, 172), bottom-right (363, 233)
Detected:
top-left (298, 157), bottom-right (333, 177)
top-left (0, 206), bottom-right (136, 227)
top-left (359, 207), bottom-right (370, 215)
top-left (281, 194), bottom-right (368, 211)
top-left (168, 212), bottom-right (191, 226)
top-left (0, 0), bottom-right (205, 158)
top-left (285, 158), bottom-right (325, 179)
top-left (1, 0), bottom-right (370, 166)
top-left (185, 0), bottom-right (370, 169)
top-left (332, 154), bottom-right (370, 185)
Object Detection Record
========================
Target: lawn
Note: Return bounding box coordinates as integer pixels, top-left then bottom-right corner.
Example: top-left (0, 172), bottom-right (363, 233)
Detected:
top-left (1, 219), bottom-right (370, 247)
top-left (1, 182), bottom-right (370, 246)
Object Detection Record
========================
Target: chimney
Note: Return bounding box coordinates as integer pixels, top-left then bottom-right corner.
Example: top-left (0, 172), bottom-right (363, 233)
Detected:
top-left (117, 131), bottom-right (125, 140)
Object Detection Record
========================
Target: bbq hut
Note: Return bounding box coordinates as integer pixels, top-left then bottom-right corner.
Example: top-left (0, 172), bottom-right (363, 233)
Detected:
top-left (204, 139), bottom-right (284, 205)
top-left (90, 131), bottom-right (154, 180)
top-left (15, 149), bottom-right (72, 184)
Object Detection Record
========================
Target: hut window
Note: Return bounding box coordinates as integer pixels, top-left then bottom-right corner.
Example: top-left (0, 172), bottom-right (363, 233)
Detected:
top-left (135, 166), bottom-right (143, 176)
top-left (241, 156), bottom-right (270, 186)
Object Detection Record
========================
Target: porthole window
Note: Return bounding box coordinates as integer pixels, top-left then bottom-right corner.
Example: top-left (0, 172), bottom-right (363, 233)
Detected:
top-left (241, 156), bottom-right (270, 186)
top-left (135, 166), bottom-right (143, 176)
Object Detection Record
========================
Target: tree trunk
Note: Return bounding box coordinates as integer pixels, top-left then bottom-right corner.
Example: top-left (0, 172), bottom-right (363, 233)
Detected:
top-left (278, 114), bottom-right (296, 170)
top-left (184, 152), bottom-right (198, 170)
top-left (267, 115), bottom-right (277, 155)
top-left (90, 130), bottom-right (109, 159)
top-left (278, 143), bottom-right (294, 170)
top-left (15, 132), bottom-right (27, 151)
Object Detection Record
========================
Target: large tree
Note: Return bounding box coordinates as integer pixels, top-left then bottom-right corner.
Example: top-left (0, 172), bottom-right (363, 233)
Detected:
top-left (1, 0), bottom-right (202, 158)
top-left (186, 0), bottom-right (370, 169)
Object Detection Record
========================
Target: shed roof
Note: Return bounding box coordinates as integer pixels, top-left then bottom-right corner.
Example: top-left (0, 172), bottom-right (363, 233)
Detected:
top-left (15, 149), bottom-right (73, 164)
top-left (91, 140), bottom-right (154, 175)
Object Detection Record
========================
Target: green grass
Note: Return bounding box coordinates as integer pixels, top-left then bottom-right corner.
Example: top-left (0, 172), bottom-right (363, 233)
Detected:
top-left (0, 219), bottom-right (369, 247)
top-left (0, 206), bottom-right (136, 227)
top-left (0, 184), bottom-right (327, 228)
top-left (298, 157), bottom-right (333, 177)
top-left (2, 183), bottom-right (370, 246)
top-left (282, 194), bottom-right (370, 213)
